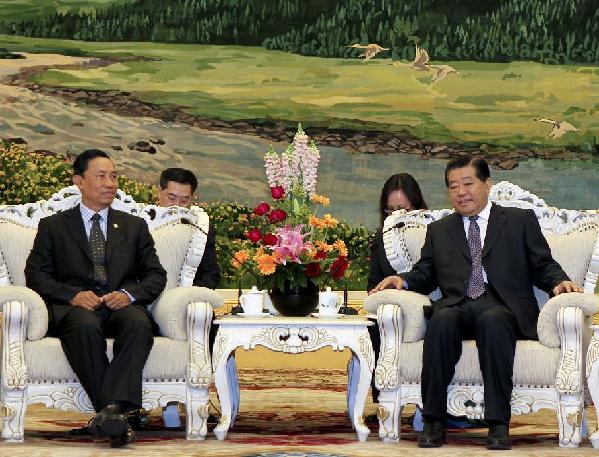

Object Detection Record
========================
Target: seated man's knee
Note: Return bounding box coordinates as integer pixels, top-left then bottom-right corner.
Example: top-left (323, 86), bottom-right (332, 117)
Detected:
top-left (119, 306), bottom-right (154, 334)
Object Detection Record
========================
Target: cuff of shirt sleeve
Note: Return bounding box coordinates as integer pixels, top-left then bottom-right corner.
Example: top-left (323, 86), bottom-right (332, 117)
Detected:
top-left (398, 275), bottom-right (408, 289)
top-left (120, 289), bottom-right (135, 303)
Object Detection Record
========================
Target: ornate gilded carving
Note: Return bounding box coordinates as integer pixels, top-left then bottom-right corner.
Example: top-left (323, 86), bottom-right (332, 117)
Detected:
top-left (249, 326), bottom-right (337, 353)
top-left (212, 333), bottom-right (229, 368)
top-left (358, 333), bottom-right (374, 371)
top-left (556, 349), bottom-right (581, 394)
top-left (30, 386), bottom-right (95, 412)
top-left (586, 335), bottom-right (599, 376)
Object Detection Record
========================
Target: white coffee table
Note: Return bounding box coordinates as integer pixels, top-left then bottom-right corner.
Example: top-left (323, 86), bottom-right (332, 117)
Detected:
top-left (211, 314), bottom-right (375, 441)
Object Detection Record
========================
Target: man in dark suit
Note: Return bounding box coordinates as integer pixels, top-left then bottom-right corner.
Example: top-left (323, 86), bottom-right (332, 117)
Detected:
top-left (371, 156), bottom-right (581, 450)
top-left (25, 149), bottom-right (167, 447)
top-left (157, 167), bottom-right (220, 428)
top-left (157, 167), bottom-right (220, 289)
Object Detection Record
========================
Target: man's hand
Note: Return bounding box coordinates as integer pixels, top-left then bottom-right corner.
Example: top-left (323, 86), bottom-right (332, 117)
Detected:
top-left (101, 291), bottom-right (132, 310)
top-left (70, 291), bottom-right (102, 311)
top-left (369, 275), bottom-right (405, 295)
top-left (552, 280), bottom-right (583, 295)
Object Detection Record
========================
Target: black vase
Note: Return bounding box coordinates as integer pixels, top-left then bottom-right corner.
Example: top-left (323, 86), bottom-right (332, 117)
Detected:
top-left (269, 281), bottom-right (319, 317)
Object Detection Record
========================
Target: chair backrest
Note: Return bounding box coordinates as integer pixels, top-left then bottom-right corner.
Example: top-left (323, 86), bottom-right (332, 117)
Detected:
top-left (0, 185), bottom-right (209, 291)
top-left (382, 181), bottom-right (599, 307)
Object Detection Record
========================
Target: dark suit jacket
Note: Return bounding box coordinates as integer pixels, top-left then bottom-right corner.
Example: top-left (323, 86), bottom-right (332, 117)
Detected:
top-left (192, 222), bottom-right (221, 289)
top-left (367, 229), bottom-right (398, 292)
top-left (25, 205), bottom-right (167, 329)
top-left (400, 204), bottom-right (569, 339)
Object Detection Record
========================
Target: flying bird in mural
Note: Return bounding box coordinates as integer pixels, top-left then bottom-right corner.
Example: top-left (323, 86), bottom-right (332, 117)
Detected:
top-left (430, 64), bottom-right (459, 84)
top-left (348, 43), bottom-right (390, 61)
top-left (534, 117), bottom-right (580, 139)
top-left (410, 45), bottom-right (431, 71)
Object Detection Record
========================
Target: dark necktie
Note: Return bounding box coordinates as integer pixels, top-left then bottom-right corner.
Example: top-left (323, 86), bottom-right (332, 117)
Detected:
top-left (89, 213), bottom-right (107, 285)
top-left (466, 215), bottom-right (485, 299)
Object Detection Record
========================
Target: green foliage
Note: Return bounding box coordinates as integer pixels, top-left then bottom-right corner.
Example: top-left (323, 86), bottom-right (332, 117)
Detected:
top-left (0, 142), bottom-right (157, 205)
top-left (1, 0), bottom-right (598, 64)
top-left (0, 143), bottom-right (373, 289)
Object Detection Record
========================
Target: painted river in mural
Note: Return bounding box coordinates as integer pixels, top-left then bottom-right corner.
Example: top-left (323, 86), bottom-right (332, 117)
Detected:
top-left (1, 54), bottom-right (597, 227)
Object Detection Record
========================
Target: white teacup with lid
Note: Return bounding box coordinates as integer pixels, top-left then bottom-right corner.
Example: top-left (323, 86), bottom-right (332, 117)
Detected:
top-left (239, 286), bottom-right (265, 315)
top-left (318, 287), bottom-right (342, 315)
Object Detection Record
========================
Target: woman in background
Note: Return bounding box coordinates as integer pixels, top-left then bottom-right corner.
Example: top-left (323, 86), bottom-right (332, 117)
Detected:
top-left (367, 173), bottom-right (427, 292)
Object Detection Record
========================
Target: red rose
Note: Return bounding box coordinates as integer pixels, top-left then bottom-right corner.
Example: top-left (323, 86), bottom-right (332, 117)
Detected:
top-left (306, 262), bottom-right (322, 277)
top-left (262, 232), bottom-right (278, 246)
top-left (270, 185), bottom-right (285, 200)
top-left (246, 228), bottom-right (262, 243)
top-left (254, 202), bottom-right (270, 216)
top-left (330, 256), bottom-right (350, 280)
top-left (314, 250), bottom-right (327, 260)
top-left (268, 209), bottom-right (287, 223)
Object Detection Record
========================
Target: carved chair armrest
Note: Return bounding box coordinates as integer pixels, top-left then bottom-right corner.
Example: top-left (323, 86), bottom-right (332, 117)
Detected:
top-left (364, 289), bottom-right (429, 343)
top-left (0, 286), bottom-right (47, 341)
top-left (152, 286), bottom-right (223, 340)
top-left (537, 292), bottom-right (599, 348)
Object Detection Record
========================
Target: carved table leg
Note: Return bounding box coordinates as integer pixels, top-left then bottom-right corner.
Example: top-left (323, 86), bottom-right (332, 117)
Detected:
top-left (346, 330), bottom-right (374, 442)
top-left (212, 332), bottom-right (237, 441)
top-left (586, 326), bottom-right (599, 448)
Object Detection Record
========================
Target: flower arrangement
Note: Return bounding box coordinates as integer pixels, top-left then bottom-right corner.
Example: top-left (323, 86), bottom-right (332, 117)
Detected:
top-left (230, 125), bottom-right (351, 292)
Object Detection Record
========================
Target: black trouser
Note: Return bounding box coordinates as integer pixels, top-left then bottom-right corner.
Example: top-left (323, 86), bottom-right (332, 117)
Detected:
top-left (421, 288), bottom-right (519, 425)
top-left (57, 305), bottom-right (154, 412)
top-left (367, 319), bottom-right (381, 402)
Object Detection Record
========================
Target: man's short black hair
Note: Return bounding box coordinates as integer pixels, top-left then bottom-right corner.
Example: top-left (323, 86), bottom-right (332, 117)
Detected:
top-left (160, 168), bottom-right (198, 193)
top-left (73, 149), bottom-right (111, 176)
top-left (444, 156), bottom-right (491, 187)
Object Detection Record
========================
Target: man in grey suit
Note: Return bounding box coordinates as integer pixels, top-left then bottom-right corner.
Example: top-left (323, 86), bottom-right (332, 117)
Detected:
top-left (25, 149), bottom-right (167, 447)
top-left (371, 156), bottom-right (580, 450)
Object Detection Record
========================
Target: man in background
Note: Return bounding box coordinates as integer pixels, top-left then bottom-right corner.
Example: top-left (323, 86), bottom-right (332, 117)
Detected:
top-left (158, 167), bottom-right (220, 289)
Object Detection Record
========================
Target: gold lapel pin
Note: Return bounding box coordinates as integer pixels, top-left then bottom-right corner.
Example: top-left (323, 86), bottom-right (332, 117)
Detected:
top-left (113, 223), bottom-right (119, 229)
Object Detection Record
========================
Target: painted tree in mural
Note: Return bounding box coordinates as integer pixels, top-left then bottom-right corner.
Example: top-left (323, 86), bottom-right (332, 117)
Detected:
top-left (1, 0), bottom-right (598, 64)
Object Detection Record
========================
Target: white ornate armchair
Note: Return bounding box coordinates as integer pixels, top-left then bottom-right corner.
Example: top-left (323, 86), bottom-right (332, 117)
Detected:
top-left (364, 181), bottom-right (599, 447)
top-left (0, 186), bottom-right (224, 442)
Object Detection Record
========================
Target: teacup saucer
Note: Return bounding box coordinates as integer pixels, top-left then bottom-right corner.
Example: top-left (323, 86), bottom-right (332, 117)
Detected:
top-left (311, 312), bottom-right (343, 319)
top-left (238, 312), bottom-right (271, 318)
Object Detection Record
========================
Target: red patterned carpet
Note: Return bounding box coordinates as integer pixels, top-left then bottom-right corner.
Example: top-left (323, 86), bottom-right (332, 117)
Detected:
top-left (4, 368), bottom-right (598, 456)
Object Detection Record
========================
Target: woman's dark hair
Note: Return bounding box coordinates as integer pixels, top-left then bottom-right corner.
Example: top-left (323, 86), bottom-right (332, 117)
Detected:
top-left (378, 173), bottom-right (427, 227)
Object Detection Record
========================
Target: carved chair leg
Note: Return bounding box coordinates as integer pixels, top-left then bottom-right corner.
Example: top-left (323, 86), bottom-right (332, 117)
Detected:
top-left (557, 392), bottom-right (583, 448)
top-left (377, 389), bottom-right (402, 443)
top-left (185, 385), bottom-right (210, 440)
top-left (1, 391), bottom-right (27, 442)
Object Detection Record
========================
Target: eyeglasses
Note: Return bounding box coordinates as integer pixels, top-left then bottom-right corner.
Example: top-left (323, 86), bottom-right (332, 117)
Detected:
top-left (384, 206), bottom-right (410, 214)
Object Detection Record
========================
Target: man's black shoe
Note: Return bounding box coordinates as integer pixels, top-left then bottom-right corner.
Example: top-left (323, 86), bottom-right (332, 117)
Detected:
top-left (110, 424), bottom-right (136, 448)
top-left (417, 420), bottom-right (445, 448)
top-left (126, 409), bottom-right (151, 431)
top-left (89, 403), bottom-right (130, 443)
top-left (487, 423), bottom-right (511, 450)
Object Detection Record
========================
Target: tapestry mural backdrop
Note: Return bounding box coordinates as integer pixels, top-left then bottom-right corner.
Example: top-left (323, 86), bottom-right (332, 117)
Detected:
top-left (0, 0), bottom-right (598, 286)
